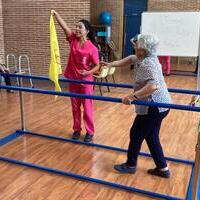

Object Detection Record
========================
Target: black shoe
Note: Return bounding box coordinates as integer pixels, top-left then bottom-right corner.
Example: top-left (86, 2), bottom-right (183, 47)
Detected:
top-left (114, 163), bottom-right (136, 174)
top-left (147, 168), bottom-right (170, 178)
top-left (72, 131), bottom-right (80, 140)
top-left (84, 133), bottom-right (93, 142)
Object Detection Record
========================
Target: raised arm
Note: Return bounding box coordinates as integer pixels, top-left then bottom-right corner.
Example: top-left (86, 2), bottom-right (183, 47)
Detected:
top-left (101, 55), bottom-right (137, 68)
top-left (51, 10), bottom-right (72, 38)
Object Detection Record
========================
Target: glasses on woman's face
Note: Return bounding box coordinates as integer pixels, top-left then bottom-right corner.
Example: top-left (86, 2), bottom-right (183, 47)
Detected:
top-left (131, 40), bottom-right (138, 48)
top-left (133, 43), bottom-right (141, 50)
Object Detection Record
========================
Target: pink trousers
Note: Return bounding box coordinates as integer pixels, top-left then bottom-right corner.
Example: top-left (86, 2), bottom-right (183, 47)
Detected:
top-left (158, 56), bottom-right (171, 75)
top-left (69, 83), bottom-right (94, 135)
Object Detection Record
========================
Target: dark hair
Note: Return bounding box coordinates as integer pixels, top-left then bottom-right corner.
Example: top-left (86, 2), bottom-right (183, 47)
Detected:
top-left (79, 19), bottom-right (98, 47)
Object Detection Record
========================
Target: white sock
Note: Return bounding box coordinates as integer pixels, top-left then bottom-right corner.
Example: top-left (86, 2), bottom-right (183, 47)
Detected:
top-left (159, 167), bottom-right (169, 171)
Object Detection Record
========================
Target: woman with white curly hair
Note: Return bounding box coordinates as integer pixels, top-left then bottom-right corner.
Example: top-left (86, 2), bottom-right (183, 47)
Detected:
top-left (102, 34), bottom-right (172, 178)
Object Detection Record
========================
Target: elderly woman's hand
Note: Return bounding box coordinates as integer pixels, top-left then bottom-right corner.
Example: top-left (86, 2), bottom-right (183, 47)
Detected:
top-left (100, 61), bottom-right (108, 66)
top-left (122, 94), bottom-right (137, 105)
top-left (100, 61), bottom-right (112, 69)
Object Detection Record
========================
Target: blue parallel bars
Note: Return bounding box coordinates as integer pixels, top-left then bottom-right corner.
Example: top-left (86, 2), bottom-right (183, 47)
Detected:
top-left (1, 73), bottom-right (200, 95)
top-left (0, 74), bottom-right (199, 199)
top-left (1, 85), bottom-right (200, 113)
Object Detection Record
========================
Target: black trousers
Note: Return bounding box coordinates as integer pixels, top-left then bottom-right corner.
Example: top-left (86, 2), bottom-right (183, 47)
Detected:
top-left (1, 73), bottom-right (11, 86)
top-left (126, 106), bottom-right (169, 169)
top-left (0, 68), bottom-right (11, 86)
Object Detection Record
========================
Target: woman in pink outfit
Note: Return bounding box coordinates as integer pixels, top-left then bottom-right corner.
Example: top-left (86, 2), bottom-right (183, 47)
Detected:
top-left (158, 56), bottom-right (171, 75)
top-left (52, 10), bottom-right (100, 142)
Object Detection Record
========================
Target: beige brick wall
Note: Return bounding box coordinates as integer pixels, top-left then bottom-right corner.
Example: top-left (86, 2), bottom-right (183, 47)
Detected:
top-left (0, 0), bottom-right (4, 64)
top-left (148, 0), bottom-right (200, 11)
top-left (2, 0), bottom-right (90, 75)
top-left (90, 0), bottom-right (124, 57)
top-left (2, 0), bottom-right (199, 73)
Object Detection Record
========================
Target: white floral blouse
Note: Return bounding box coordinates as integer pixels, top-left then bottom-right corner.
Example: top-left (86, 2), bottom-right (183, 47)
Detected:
top-left (131, 55), bottom-right (172, 115)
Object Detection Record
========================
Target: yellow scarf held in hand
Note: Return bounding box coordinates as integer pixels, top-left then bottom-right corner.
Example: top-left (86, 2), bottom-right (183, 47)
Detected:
top-left (49, 14), bottom-right (62, 96)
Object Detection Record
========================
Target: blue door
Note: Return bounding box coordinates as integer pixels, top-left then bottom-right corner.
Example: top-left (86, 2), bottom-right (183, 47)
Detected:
top-left (123, 0), bottom-right (148, 57)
